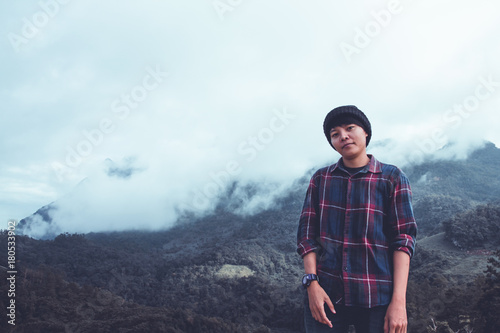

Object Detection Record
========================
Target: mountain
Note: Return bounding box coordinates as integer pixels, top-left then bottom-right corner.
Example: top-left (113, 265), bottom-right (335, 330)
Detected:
top-left (406, 141), bottom-right (500, 236)
top-left (2, 141), bottom-right (500, 332)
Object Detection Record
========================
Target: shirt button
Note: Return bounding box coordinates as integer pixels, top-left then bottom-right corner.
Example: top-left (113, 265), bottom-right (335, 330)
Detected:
top-left (343, 266), bottom-right (348, 271)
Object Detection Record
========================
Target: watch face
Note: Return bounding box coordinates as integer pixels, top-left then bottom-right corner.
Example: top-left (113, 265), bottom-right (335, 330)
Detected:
top-left (302, 275), bottom-right (308, 286)
top-left (302, 274), bottom-right (319, 288)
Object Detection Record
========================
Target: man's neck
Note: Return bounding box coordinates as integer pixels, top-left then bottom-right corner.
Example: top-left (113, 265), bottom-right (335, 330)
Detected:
top-left (342, 154), bottom-right (370, 168)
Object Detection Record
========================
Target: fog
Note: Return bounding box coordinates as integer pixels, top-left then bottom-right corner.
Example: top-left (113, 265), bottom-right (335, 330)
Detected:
top-left (1, 0), bottom-right (499, 237)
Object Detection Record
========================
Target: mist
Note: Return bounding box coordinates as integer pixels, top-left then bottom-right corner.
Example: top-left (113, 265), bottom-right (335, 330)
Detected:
top-left (1, 0), bottom-right (499, 237)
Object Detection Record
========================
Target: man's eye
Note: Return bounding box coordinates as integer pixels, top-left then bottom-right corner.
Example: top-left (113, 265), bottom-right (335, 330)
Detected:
top-left (331, 133), bottom-right (338, 138)
top-left (347, 126), bottom-right (354, 130)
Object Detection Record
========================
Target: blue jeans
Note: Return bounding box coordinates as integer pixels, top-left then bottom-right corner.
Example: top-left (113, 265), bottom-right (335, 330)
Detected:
top-left (304, 301), bottom-right (388, 333)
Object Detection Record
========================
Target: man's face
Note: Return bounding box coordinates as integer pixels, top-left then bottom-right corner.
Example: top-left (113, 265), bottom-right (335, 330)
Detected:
top-left (329, 124), bottom-right (368, 157)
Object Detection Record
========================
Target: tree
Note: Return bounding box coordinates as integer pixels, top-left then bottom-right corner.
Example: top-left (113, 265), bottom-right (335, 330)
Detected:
top-left (477, 250), bottom-right (500, 332)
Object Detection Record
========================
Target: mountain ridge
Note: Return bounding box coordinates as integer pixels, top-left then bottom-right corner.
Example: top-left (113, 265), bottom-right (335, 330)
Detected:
top-left (16, 141), bottom-right (500, 240)
top-left (3, 141), bottom-right (500, 332)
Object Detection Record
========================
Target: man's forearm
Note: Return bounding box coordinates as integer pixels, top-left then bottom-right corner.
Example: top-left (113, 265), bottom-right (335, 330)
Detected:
top-left (384, 250), bottom-right (411, 332)
top-left (303, 251), bottom-right (318, 275)
top-left (392, 250), bottom-right (410, 303)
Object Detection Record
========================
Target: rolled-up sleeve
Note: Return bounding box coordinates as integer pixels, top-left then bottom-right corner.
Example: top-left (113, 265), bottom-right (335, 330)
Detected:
top-left (388, 170), bottom-right (417, 258)
top-left (297, 171), bottom-right (322, 258)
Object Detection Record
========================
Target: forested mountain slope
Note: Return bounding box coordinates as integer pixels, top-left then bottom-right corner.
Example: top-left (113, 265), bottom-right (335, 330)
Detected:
top-left (2, 142), bottom-right (500, 332)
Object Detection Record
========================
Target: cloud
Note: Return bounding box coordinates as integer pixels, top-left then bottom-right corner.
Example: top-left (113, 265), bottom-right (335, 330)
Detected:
top-left (105, 157), bottom-right (143, 179)
top-left (1, 0), bottom-right (499, 235)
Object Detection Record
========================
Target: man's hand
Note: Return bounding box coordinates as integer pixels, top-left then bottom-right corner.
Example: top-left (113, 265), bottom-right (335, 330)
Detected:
top-left (307, 281), bottom-right (336, 328)
top-left (383, 300), bottom-right (407, 333)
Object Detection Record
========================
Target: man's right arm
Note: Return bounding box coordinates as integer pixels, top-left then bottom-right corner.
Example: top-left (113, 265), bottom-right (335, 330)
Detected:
top-left (298, 170), bottom-right (335, 326)
top-left (303, 252), bottom-right (335, 328)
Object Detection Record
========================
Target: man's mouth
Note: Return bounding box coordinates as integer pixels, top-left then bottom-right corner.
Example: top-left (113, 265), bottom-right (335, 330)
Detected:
top-left (342, 143), bottom-right (354, 149)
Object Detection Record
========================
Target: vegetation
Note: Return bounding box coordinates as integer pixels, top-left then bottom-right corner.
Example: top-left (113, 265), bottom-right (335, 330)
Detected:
top-left (0, 265), bottom-right (241, 333)
top-left (412, 194), bottom-right (473, 236)
top-left (477, 250), bottom-right (500, 332)
top-left (1, 142), bottom-right (499, 332)
top-left (443, 203), bottom-right (500, 250)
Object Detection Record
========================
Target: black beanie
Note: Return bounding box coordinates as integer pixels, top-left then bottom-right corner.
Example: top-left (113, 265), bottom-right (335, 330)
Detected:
top-left (323, 105), bottom-right (372, 149)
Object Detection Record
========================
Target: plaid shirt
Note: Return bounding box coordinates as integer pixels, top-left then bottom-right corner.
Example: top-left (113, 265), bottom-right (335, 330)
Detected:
top-left (297, 155), bottom-right (417, 308)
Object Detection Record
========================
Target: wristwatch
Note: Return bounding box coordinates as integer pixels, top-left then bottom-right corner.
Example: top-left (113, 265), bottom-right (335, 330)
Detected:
top-left (302, 274), bottom-right (319, 288)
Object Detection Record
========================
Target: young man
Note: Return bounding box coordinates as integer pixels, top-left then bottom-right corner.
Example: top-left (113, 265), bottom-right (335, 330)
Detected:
top-left (297, 105), bottom-right (417, 333)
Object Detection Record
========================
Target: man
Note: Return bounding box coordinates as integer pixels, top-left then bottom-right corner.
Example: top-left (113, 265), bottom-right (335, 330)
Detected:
top-left (297, 105), bottom-right (417, 333)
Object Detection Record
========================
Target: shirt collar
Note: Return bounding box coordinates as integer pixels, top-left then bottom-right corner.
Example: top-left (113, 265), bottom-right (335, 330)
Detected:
top-left (330, 154), bottom-right (382, 174)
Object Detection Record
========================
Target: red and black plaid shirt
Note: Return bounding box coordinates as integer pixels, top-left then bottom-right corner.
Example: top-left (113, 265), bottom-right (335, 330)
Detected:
top-left (297, 155), bottom-right (417, 308)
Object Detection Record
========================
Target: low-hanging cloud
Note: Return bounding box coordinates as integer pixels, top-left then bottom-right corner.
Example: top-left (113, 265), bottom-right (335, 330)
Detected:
top-left (2, 0), bottom-right (500, 237)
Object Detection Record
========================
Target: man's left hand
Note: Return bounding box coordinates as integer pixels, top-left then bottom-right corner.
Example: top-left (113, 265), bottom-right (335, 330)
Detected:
top-left (383, 300), bottom-right (407, 333)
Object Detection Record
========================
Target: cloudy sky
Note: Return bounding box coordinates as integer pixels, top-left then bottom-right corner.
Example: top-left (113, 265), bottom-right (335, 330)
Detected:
top-left (1, 0), bottom-right (499, 236)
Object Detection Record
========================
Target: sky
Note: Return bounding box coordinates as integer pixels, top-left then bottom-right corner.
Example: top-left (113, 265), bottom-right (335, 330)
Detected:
top-left (1, 0), bottom-right (499, 237)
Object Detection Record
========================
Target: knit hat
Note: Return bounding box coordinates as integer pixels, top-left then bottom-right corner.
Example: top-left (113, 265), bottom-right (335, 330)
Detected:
top-left (323, 105), bottom-right (372, 149)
